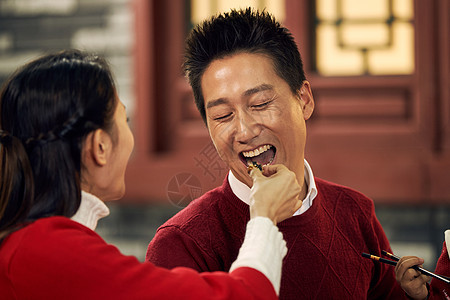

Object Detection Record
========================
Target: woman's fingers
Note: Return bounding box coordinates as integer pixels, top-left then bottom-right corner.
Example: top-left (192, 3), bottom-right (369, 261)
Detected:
top-left (248, 164), bottom-right (301, 223)
top-left (293, 198), bottom-right (303, 212)
top-left (261, 164), bottom-right (279, 177)
top-left (248, 165), bottom-right (264, 179)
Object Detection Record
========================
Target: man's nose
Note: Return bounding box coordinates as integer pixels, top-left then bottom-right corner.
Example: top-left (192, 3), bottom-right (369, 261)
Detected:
top-left (234, 111), bottom-right (261, 144)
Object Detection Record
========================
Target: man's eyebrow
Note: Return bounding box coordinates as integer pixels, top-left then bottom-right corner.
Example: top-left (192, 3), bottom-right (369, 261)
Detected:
top-left (206, 84), bottom-right (274, 109)
top-left (206, 98), bottom-right (228, 109)
top-left (243, 84), bottom-right (274, 97)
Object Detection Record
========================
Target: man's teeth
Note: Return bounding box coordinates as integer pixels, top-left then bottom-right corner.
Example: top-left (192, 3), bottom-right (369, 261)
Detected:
top-left (242, 145), bottom-right (272, 158)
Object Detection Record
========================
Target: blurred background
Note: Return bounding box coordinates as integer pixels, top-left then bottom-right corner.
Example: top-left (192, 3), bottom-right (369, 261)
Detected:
top-left (0, 0), bottom-right (448, 269)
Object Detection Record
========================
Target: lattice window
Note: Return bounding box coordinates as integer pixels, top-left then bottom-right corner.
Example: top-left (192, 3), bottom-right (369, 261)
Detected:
top-left (315, 0), bottom-right (414, 76)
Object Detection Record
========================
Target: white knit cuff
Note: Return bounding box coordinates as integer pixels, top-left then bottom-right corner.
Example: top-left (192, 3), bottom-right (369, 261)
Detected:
top-left (229, 217), bottom-right (287, 295)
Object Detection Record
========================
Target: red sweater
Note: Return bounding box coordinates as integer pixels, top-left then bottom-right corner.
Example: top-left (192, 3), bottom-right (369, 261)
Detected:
top-left (147, 177), bottom-right (407, 299)
top-left (0, 216), bottom-right (277, 300)
top-left (429, 242), bottom-right (450, 298)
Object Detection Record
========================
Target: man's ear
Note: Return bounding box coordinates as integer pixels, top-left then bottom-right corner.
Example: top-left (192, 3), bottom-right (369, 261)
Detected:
top-left (88, 129), bottom-right (111, 166)
top-left (298, 81), bottom-right (315, 120)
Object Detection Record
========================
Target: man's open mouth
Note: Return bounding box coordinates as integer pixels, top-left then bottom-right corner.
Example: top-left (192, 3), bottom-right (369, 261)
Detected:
top-left (239, 144), bottom-right (276, 167)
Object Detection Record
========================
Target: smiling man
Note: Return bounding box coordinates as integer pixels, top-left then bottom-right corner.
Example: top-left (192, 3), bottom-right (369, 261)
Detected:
top-left (146, 8), bottom-right (407, 299)
top-left (203, 52), bottom-right (313, 197)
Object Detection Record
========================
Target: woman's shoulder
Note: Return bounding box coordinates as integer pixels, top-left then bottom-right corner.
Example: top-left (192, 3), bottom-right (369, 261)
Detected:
top-left (1, 216), bottom-right (126, 278)
top-left (1, 216), bottom-right (104, 260)
top-left (20, 216), bottom-right (97, 236)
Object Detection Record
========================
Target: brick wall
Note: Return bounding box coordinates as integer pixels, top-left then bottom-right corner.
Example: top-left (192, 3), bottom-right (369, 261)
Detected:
top-left (0, 0), bottom-right (135, 115)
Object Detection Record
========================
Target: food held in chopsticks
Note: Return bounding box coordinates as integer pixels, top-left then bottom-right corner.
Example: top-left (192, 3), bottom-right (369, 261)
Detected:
top-left (247, 161), bottom-right (262, 174)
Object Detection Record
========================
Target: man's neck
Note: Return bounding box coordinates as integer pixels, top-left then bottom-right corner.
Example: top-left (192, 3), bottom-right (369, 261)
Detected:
top-left (228, 159), bottom-right (318, 216)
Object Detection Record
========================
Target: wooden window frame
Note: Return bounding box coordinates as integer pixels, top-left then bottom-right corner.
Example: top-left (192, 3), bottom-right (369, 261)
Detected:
top-left (127, 0), bottom-right (449, 204)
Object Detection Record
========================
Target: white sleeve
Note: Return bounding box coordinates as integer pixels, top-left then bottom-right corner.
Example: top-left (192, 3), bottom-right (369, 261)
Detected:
top-left (445, 229), bottom-right (449, 259)
top-left (229, 217), bottom-right (287, 295)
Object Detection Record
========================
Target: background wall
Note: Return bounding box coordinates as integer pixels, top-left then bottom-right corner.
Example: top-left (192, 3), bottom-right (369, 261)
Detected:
top-left (0, 0), bottom-right (448, 269)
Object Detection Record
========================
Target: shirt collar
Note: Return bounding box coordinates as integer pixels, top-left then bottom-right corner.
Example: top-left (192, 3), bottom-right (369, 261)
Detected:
top-left (71, 191), bottom-right (110, 230)
top-left (228, 159), bottom-right (318, 216)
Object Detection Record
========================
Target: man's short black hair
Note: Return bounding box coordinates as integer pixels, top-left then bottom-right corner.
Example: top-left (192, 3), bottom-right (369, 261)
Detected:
top-left (184, 7), bottom-right (306, 123)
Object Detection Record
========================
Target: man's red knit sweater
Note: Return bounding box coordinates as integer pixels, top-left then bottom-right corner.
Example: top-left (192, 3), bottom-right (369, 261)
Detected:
top-left (147, 177), bottom-right (407, 299)
top-left (429, 242), bottom-right (450, 298)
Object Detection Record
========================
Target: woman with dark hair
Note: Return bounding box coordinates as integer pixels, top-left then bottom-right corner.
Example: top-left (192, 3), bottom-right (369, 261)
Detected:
top-left (0, 50), bottom-right (302, 299)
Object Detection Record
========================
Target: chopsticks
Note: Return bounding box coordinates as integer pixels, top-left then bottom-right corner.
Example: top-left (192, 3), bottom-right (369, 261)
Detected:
top-left (362, 252), bottom-right (397, 266)
top-left (361, 250), bottom-right (450, 285)
top-left (381, 250), bottom-right (450, 284)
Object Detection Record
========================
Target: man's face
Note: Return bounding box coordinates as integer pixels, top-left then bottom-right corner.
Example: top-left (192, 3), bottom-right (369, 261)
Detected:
top-left (201, 52), bottom-right (314, 187)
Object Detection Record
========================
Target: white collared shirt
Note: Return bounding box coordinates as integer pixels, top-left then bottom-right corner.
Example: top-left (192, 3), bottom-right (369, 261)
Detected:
top-left (71, 191), bottom-right (110, 230)
top-left (228, 159), bottom-right (318, 216)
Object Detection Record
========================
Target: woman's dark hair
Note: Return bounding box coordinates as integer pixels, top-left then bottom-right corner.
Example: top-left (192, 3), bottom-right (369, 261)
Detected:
top-left (184, 7), bottom-right (306, 123)
top-left (0, 49), bottom-right (117, 240)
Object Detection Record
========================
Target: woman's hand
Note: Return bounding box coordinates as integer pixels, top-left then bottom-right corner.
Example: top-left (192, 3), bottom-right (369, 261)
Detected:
top-left (395, 256), bottom-right (430, 300)
top-left (248, 164), bottom-right (302, 224)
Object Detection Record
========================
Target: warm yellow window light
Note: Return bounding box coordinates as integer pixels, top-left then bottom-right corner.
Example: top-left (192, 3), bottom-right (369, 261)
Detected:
top-left (317, 24), bottom-right (364, 76)
top-left (341, 0), bottom-right (389, 19)
top-left (190, 0), bottom-right (285, 25)
top-left (315, 0), bottom-right (415, 76)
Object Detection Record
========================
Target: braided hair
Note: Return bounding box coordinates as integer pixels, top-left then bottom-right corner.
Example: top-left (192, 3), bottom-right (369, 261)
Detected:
top-left (0, 50), bottom-right (117, 240)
